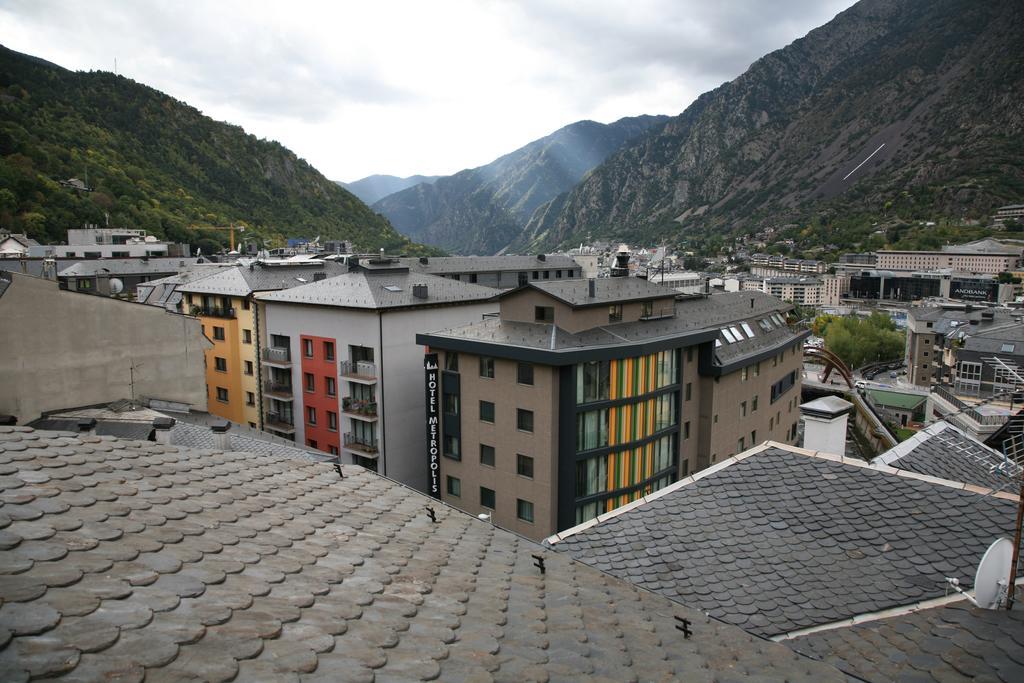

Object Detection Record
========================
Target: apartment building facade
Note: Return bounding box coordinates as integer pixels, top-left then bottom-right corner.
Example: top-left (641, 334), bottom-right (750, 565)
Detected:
top-left (418, 279), bottom-right (806, 541)
top-left (257, 260), bottom-right (497, 491)
top-left (741, 275), bottom-right (847, 307)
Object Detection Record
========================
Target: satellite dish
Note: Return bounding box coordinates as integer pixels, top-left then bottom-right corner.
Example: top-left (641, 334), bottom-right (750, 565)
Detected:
top-left (974, 537), bottom-right (1014, 609)
top-left (109, 278), bottom-right (124, 295)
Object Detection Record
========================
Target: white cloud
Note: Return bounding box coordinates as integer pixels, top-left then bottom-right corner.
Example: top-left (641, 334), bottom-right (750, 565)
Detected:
top-left (0, 0), bottom-right (857, 181)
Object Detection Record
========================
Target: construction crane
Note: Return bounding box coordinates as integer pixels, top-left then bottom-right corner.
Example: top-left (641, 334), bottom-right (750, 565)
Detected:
top-left (188, 224), bottom-right (246, 251)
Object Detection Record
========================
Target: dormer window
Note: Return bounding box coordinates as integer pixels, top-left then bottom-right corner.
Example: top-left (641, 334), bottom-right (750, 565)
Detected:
top-left (608, 304), bottom-right (623, 323)
top-left (641, 301), bottom-right (653, 318)
top-left (535, 306), bottom-right (554, 323)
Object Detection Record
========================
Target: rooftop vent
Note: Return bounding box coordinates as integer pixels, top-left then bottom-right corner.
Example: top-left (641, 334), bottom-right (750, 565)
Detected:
top-left (412, 284), bottom-right (429, 299)
top-left (537, 254), bottom-right (546, 261)
top-left (420, 257), bottom-right (429, 264)
top-left (313, 272), bottom-right (327, 282)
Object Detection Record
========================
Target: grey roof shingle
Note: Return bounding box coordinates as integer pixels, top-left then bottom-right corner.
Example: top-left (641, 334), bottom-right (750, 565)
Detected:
top-left (168, 421), bottom-right (332, 463)
top-left (257, 271), bottom-right (498, 309)
top-left (0, 427), bottom-right (848, 682)
top-left (873, 421), bottom-right (1021, 491)
top-left (177, 262), bottom-right (349, 296)
top-left (788, 599), bottom-right (1024, 683)
top-left (521, 277), bottom-right (677, 307)
top-left (402, 254), bottom-right (579, 275)
top-left (550, 445), bottom-right (1019, 638)
top-left (57, 258), bottom-right (202, 277)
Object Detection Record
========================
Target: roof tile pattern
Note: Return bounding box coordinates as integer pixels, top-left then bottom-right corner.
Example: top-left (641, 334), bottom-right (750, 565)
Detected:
top-left (553, 447), bottom-right (1018, 638)
top-left (0, 428), bottom-right (846, 682)
top-left (788, 600), bottom-right (1024, 683)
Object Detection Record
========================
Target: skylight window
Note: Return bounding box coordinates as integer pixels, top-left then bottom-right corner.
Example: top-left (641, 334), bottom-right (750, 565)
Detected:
top-left (729, 326), bottom-right (743, 341)
top-left (741, 323), bottom-right (755, 338)
top-left (1001, 343), bottom-right (1015, 353)
top-left (383, 285), bottom-right (402, 292)
top-left (715, 338), bottom-right (722, 348)
top-left (721, 328), bottom-right (737, 343)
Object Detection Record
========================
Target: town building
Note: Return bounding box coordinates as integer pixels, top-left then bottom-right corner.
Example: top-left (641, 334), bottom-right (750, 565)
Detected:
top-left (750, 254), bottom-right (828, 275)
top-left (0, 271), bottom-right (210, 423)
top-left (401, 254), bottom-right (583, 288)
top-left (993, 203), bottom-right (1024, 223)
top-left (0, 424), bottom-right (851, 682)
top-left (256, 257), bottom-right (498, 491)
top-left (872, 239), bottom-right (1022, 274)
top-left (740, 275), bottom-right (847, 307)
top-left (0, 232), bottom-right (40, 257)
top-left (57, 257), bottom-right (202, 297)
top-left (175, 260), bottom-right (348, 429)
top-left (847, 269), bottom-right (1015, 303)
top-left (417, 279), bottom-right (806, 540)
top-left (35, 226), bottom-right (185, 258)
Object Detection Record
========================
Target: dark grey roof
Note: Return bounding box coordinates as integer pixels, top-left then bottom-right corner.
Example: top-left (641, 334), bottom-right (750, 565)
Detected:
top-left (168, 420), bottom-right (332, 463)
top-left (57, 258), bottom-right (201, 277)
top-left (403, 254), bottom-right (579, 274)
top-left (873, 421), bottom-right (1021, 491)
top-left (420, 291), bottom-right (801, 367)
top-left (93, 421), bottom-right (154, 440)
top-left (258, 271), bottom-right (498, 309)
top-left (788, 599), bottom-right (1024, 683)
top-left (177, 262), bottom-right (348, 296)
top-left (522, 277), bottom-right (676, 307)
top-left (0, 426), bottom-right (848, 682)
top-left (550, 445), bottom-right (1018, 638)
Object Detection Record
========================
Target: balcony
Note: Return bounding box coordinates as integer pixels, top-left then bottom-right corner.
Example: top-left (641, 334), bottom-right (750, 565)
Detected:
top-left (263, 380), bottom-right (294, 401)
top-left (343, 432), bottom-right (379, 458)
top-left (261, 346), bottom-right (292, 367)
top-left (340, 360), bottom-right (377, 384)
top-left (193, 306), bottom-right (236, 319)
top-left (264, 412), bottom-right (296, 434)
top-left (342, 397), bottom-right (378, 421)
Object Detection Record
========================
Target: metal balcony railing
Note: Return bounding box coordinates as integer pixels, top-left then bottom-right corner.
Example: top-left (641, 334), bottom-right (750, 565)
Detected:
top-left (344, 432), bottom-right (378, 454)
top-left (262, 346), bottom-right (291, 364)
top-left (263, 381), bottom-right (293, 397)
top-left (342, 397), bottom-right (378, 417)
top-left (194, 306), bottom-right (236, 319)
top-left (340, 360), bottom-right (377, 378)
top-left (265, 412), bottom-right (295, 431)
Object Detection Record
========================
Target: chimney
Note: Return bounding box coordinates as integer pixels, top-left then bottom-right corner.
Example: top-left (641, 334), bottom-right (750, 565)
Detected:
top-left (152, 416), bottom-right (175, 445)
top-left (210, 420), bottom-right (231, 451)
top-left (799, 397), bottom-right (853, 456)
top-left (412, 284), bottom-right (429, 299)
top-left (588, 278), bottom-right (596, 298)
top-left (78, 418), bottom-right (97, 434)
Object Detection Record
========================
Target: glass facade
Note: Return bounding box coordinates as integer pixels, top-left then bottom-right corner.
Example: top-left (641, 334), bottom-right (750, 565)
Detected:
top-left (574, 434), bottom-right (677, 524)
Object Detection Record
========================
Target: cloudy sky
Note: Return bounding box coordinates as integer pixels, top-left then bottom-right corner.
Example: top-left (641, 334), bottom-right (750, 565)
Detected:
top-left (2, 0), bottom-right (857, 182)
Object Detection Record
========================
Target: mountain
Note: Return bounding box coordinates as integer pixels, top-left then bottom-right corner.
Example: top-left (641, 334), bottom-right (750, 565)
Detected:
top-left (0, 45), bottom-right (431, 254)
top-left (338, 174), bottom-right (440, 205)
top-left (523, 0), bottom-right (1024, 251)
top-left (373, 115), bottom-right (669, 255)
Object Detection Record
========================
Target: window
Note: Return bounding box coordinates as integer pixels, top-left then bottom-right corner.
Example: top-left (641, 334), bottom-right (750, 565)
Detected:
top-left (446, 476), bottom-right (461, 497)
top-left (324, 341), bottom-right (335, 361)
top-left (325, 377), bottom-right (336, 397)
top-left (654, 393), bottom-right (676, 431)
top-left (303, 339), bottom-right (314, 357)
top-left (737, 437), bottom-right (745, 453)
top-left (770, 417), bottom-right (775, 430)
top-left (517, 363), bottom-right (534, 385)
top-left (468, 273), bottom-right (478, 283)
top-left (480, 444), bottom-right (495, 467)
top-left (740, 401), bottom-right (747, 418)
top-left (308, 439), bottom-right (317, 449)
top-left (517, 409), bottom-right (534, 433)
top-left (752, 396), bottom-right (758, 412)
top-left (246, 391), bottom-right (255, 407)
top-left (517, 454), bottom-right (534, 479)
top-left (443, 435), bottom-right (460, 460)
top-left (244, 360), bottom-right (254, 376)
top-left (576, 360), bottom-right (610, 403)
top-left (213, 327), bottom-right (225, 341)
top-left (480, 487), bottom-right (496, 510)
top-left (214, 357), bottom-right (227, 372)
top-left (445, 353), bottom-right (459, 372)
top-left (741, 367), bottom-right (749, 381)
top-left (242, 298), bottom-right (251, 310)
top-left (754, 362), bottom-right (760, 377)
top-left (608, 304), bottom-right (623, 323)
top-left (684, 421), bottom-right (691, 439)
top-left (327, 411), bottom-right (338, 431)
top-left (517, 499), bottom-right (534, 523)
top-left (443, 393), bottom-right (459, 415)
top-left (479, 400), bottom-right (495, 423)
top-left (328, 445), bottom-right (338, 456)
top-left (751, 430), bottom-right (757, 444)
top-left (555, 270), bottom-right (562, 279)
top-left (242, 329), bottom-right (252, 344)
top-left (305, 373), bottom-right (315, 392)
top-left (479, 356), bottom-right (495, 378)
top-left (306, 407), bottom-right (317, 425)
top-left (641, 301), bottom-right (653, 318)
top-left (535, 306), bottom-right (554, 323)
top-left (216, 387), bottom-right (229, 403)
top-left (576, 409), bottom-right (609, 451)
top-left (685, 382), bottom-right (692, 401)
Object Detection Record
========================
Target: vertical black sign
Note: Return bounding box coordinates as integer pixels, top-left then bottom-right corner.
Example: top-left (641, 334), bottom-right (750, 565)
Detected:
top-left (424, 353), bottom-right (441, 498)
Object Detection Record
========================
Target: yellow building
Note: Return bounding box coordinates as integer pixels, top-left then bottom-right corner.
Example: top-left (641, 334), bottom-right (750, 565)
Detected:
top-left (178, 262), bottom-right (345, 428)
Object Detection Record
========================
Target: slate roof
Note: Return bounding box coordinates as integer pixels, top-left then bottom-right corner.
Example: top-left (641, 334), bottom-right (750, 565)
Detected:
top-left (420, 291), bottom-right (801, 366)
top-left (57, 258), bottom-right (201, 277)
top-left (521, 277), bottom-right (676, 307)
top-left (258, 271), bottom-right (498, 309)
top-left (788, 599), bottom-right (1024, 683)
top-left (0, 426), bottom-right (848, 682)
top-left (177, 262), bottom-right (348, 297)
top-left (873, 421), bottom-right (1021, 491)
top-left (549, 443), bottom-right (1019, 638)
top-left (402, 254), bottom-right (579, 275)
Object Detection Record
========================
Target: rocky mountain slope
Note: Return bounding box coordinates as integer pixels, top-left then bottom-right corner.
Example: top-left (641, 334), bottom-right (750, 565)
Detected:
top-left (0, 45), bottom-right (428, 253)
top-left (522, 0), bottom-right (1024, 251)
top-left (338, 174), bottom-right (440, 205)
top-left (373, 115), bottom-right (669, 254)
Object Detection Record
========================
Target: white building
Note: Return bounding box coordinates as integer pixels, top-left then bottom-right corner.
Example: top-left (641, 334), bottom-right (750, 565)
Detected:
top-left (256, 258), bottom-right (498, 492)
top-left (32, 226), bottom-right (177, 258)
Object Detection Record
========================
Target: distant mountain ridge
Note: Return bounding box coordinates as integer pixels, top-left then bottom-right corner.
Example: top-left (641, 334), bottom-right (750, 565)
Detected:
top-left (0, 45), bottom-right (430, 254)
top-left (522, 0), bottom-right (1024, 250)
top-left (337, 174), bottom-right (440, 205)
top-left (373, 115), bottom-right (669, 255)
